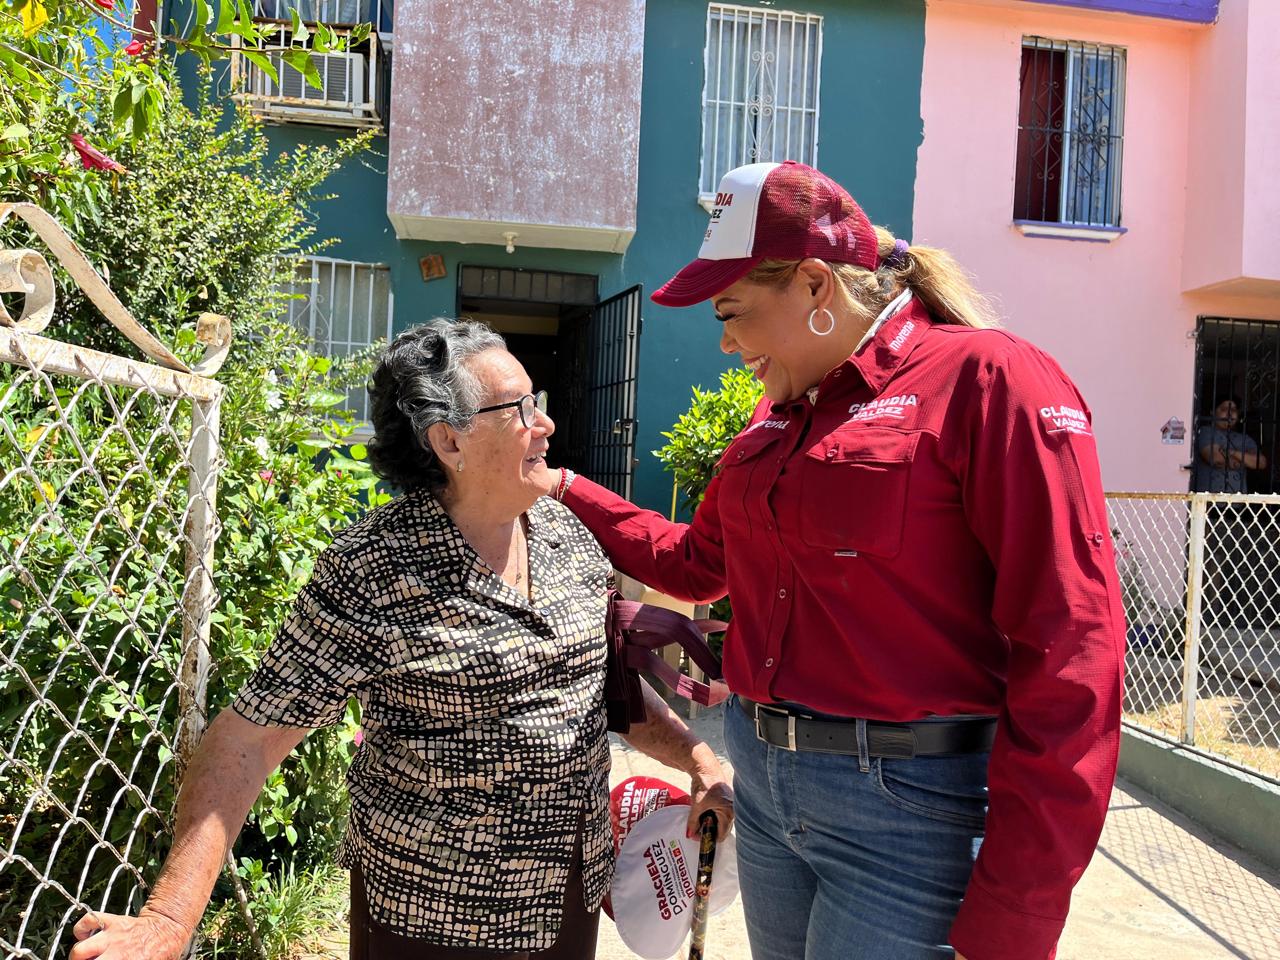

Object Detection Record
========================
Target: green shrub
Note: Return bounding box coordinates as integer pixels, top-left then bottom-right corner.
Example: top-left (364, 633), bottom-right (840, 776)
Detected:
top-left (654, 366), bottom-right (764, 515)
top-left (653, 368), bottom-right (763, 635)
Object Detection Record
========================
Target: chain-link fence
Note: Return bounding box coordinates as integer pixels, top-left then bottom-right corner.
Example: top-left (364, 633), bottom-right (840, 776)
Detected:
top-left (0, 204), bottom-right (239, 958)
top-left (1109, 492), bottom-right (1280, 785)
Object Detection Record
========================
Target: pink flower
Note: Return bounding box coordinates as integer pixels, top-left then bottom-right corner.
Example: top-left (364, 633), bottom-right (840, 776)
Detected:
top-left (93, 0), bottom-right (114, 9)
top-left (69, 134), bottom-right (127, 173)
top-left (353, 728), bottom-right (364, 746)
top-left (124, 39), bottom-right (144, 56)
top-left (258, 469), bottom-right (275, 484)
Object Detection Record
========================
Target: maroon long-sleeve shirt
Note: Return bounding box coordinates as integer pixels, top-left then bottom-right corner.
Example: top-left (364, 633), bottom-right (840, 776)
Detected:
top-left (562, 297), bottom-right (1125, 960)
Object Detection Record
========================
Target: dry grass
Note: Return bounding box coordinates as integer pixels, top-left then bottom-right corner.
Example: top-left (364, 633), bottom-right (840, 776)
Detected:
top-left (198, 865), bottom-right (349, 960)
top-left (1128, 695), bottom-right (1280, 782)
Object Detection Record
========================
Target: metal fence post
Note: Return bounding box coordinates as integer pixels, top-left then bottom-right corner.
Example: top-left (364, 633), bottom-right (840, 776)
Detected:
top-left (177, 395), bottom-right (220, 784)
top-left (174, 396), bottom-right (267, 960)
top-left (1181, 493), bottom-right (1207, 745)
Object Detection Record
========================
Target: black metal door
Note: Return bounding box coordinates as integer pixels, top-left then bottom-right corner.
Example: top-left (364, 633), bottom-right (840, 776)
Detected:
top-left (1192, 316), bottom-right (1280, 494)
top-left (585, 285), bottom-right (643, 499)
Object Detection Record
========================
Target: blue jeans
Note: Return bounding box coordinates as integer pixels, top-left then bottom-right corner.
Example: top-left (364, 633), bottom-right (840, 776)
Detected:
top-left (724, 697), bottom-right (989, 960)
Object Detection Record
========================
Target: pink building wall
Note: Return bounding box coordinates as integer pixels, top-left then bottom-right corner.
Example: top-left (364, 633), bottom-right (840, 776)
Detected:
top-left (1181, 0), bottom-right (1245, 293)
top-left (914, 0), bottom-right (1280, 493)
top-left (1240, 0), bottom-right (1280, 287)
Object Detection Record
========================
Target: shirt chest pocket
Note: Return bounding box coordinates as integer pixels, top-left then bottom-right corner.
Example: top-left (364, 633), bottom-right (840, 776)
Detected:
top-left (799, 427), bottom-right (920, 558)
top-left (712, 428), bottom-right (787, 528)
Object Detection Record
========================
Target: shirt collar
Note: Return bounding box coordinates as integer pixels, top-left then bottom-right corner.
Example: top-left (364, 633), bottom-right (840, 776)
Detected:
top-left (842, 291), bottom-right (932, 396)
top-left (857, 288), bottom-right (914, 352)
top-left (401, 489), bottom-right (469, 571)
top-left (426, 491), bottom-right (560, 611)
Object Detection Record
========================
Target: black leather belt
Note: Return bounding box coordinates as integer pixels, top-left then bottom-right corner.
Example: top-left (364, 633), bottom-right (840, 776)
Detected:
top-left (738, 697), bottom-right (997, 758)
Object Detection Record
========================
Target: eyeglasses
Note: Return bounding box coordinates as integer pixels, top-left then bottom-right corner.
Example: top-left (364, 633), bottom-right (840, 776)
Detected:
top-left (471, 390), bottom-right (549, 428)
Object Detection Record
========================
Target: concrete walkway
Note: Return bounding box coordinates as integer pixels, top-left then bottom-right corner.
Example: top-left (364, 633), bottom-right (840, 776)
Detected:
top-left (600, 705), bottom-right (1280, 960)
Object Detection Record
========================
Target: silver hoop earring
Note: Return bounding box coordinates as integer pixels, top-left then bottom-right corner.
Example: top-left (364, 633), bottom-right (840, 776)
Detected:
top-left (808, 308), bottom-right (836, 337)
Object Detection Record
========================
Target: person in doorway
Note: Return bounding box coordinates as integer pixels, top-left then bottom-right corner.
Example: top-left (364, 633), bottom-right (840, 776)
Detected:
top-left (1194, 395), bottom-right (1267, 493)
top-left (1194, 396), bottom-right (1268, 627)
top-left (539, 161), bottom-right (1126, 960)
top-left (70, 320), bottom-right (732, 960)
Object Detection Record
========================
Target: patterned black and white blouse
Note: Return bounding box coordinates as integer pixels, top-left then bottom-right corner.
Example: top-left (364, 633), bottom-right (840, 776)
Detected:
top-left (231, 488), bottom-right (614, 950)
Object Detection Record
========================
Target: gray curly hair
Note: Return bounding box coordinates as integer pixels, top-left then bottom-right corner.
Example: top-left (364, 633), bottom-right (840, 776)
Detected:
top-left (366, 319), bottom-right (507, 492)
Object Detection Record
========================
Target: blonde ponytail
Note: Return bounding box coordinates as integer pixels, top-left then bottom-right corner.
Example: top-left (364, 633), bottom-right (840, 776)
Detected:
top-left (872, 227), bottom-right (998, 329)
top-left (746, 227), bottom-right (999, 330)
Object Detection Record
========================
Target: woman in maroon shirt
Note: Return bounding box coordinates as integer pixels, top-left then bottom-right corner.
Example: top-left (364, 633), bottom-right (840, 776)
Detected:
top-left (540, 162), bottom-right (1125, 960)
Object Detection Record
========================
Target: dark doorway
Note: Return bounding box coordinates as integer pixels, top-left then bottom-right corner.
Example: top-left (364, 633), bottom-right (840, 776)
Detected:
top-left (1192, 316), bottom-right (1280, 494)
top-left (457, 266), bottom-right (643, 498)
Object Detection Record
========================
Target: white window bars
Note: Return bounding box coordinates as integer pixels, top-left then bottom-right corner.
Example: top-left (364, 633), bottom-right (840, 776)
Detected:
top-left (243, 48), bottom-right (365, 105)
top-left (252, 0), bottom-right (393, 33)
top-left (699, 3), bottom-right (823, 204)
top-left (280, 257), bottom-right (394, 427)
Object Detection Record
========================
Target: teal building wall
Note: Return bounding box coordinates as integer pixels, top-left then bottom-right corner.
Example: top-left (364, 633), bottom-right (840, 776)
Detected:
top-left (208, 0), bottom-right (927, 513)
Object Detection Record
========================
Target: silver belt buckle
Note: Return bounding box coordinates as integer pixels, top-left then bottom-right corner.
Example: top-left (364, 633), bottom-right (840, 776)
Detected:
top-left (755, 705), bottom-right (798, 751)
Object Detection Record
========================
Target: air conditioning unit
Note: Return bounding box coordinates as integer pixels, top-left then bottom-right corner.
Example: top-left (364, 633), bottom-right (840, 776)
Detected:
top-left (234, 34), bottom-right (385, 130)
top-left (257, 51), bottom-right (367, 115)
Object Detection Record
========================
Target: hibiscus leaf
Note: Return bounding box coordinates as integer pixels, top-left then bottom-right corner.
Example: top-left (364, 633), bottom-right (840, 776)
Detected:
top-left (214, 0), bottom-right (235, 34)
top-left (241, 50), bottom-right (280, 86)
top-left (288, 7), bottom-right (309, 44)
top-left (192, 0), bottom-right (211, 34)
top-left (113, 89), bottom-right (132, 127)
top-left (282, 49), bottom-right (321, 92)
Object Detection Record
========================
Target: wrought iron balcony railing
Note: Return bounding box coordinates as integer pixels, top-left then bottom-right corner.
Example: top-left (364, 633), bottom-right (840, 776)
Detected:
top-left (251, 0), bottom-right (392, 35)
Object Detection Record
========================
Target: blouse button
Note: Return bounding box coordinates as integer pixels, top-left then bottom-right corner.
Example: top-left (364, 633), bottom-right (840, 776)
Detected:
top-left (778, 588), bottom-right (787, 599)
top-left (825, 449), bottom-right (836, 460)
top-left (765, 657), bottom-right (775, 668)
top-left (737, 450), bottom-right (745, 460)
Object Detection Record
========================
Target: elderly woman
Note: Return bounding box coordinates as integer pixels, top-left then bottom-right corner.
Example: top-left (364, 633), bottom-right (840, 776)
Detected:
top-left (71, 320), bottom-right (732, 960)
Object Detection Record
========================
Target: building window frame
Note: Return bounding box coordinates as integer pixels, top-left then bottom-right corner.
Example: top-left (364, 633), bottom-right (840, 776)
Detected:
top-left (282, 256), bottom-right (394, 432)
top-left (1013, 36), bottom-right (1127, 238)
top-left (698, 2), bottom-right (823, 209)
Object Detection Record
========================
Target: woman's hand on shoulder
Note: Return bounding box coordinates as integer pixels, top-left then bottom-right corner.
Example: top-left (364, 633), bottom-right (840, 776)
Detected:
top-left (537, 464), bottom-right (563, 499)
top-left (685, 761), bottom-right (735, 840)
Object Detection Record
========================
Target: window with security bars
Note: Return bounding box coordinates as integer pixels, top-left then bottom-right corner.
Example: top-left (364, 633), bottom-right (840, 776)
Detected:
top-left (1014, 37), bottom-right (1126, 228)
top-left (699, 3), bottom-right (822, 202)
top-left (281, 257), bottom-right (393, 424)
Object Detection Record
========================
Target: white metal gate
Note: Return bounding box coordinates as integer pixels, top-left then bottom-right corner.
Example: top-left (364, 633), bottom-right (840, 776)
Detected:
top-left (0, 205), bottom-right (242, 958)
top-left (1109, 491), bottom-right (1280, 785)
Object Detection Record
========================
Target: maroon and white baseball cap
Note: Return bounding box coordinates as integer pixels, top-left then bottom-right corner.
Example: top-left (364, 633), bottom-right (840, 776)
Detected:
top-left (652, 161), bottom-right (881, 308)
